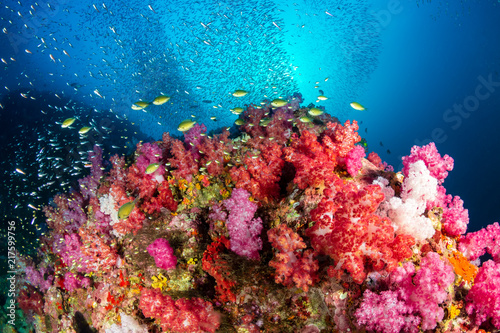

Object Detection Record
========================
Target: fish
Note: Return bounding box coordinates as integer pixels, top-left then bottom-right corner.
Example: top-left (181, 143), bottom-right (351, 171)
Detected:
top-left (299, 116), bottom-right (312, 123)
top-left (260, 118), bottom-right (271, 127)
top-left (61, 118), bottom-right (76, 128)
top-left (131, 101), bottom-right (149, 110)
top-left (350, 102), bottom-right (365, 111)
top-left (232, 89), bottom-right (248, 97)
top-left (231, 107), bottom-right (244, 115)
top-left (271, 98), bottom-right (287, 108)
top-left (145, 163), bottom-right (160, 174)
top-left (118, 197), bottom-right (139, 219)
top-left (78, 126), bottom-right (91, 135)
top-left (15, 168), bottom-right (26, 175)
top-left (177, 119), bottom-right (196, 132)
top-left (308, 107), bottom-right (324, 116)
top-left (152, 95), bottom-right (170, 105)
top-left (234, 118), bottom-right (245, 126)
top-left (317, 95), bottom-right (328, 101)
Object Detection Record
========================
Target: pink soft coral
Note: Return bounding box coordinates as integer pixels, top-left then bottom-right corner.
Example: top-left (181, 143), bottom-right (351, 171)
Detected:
top-left (465, 260), bottom-right (500, 329)
top-left (355, 252), bottom-right (455, 332)
top-left (135, 142), bottom-right (163, 174)
top-left (402, 142), bottom-right (453, 184)
top-left (345, 145), bottom-right (365, 177)
top-left (223, 188), bottom-right (263, 260)
top-left (147, 238), bottom-right (177, 271)
top-left (459, 222), bottom-right (500, 262)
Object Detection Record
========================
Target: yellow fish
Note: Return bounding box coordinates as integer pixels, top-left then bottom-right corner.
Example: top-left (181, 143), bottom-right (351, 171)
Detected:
top-left (61, 118), bottom-right (76, 128)
top-left (152, 95), bottom-right (170, 105)
top-left (308, 107), bottom-right (324, 116)
top-left (145, 163), bottom-right (160, 174)
top-left (78, 126), bottom-right (91, 135)
top-left (350, 102), bottom-right (365, 111)
top-left (232, 89), bottom-right (248, 97)
top-left (271, 98), bottom-right (287, 108)
top-left (317, 95), bottom-right (328, 101)
top-left (231, 107), bottom-right (244, 115)
top-left (299, 116), bottom-right (312, 123)
top-left (177, 119), bottom-right (196, 132)
top-left (234, 118), bottom-right (244, 126)
top-left (260, 118), bottom-right (271, 127)
top-left (118, 197), bottom-right (139, 219)
top-left (131, 101), bottom-right (149, 110)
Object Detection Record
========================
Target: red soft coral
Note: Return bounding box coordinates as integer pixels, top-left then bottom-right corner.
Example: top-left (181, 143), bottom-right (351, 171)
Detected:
top-left (324, 120), bottom-right (361, 158)
top-left (78, 226), bottom-right (118, 273)
top-left (168, 139), bottom-right (199, 181)
top-left (127, 164), bottom-right (157, 199)
top-left (284, 130), bottom-right (339, 190)
top-left (307, 182), bottom-right (414, 284)
top-left (202, 236), bottom-right (237, 303)
top-left (18, 285), bottom-right (44, 318)
top-left (139, 288), bottom-right (221, 333)
top-left (230, 142), bottom-right (284, 202)
top-left (141, 181), bottom-right (178, 214)
top-left (198, 129), bottom-right (232, 177)
top-left (267, 224), bottom-right (319, 291)
top-left (110, 184), bottom-right (145, 235)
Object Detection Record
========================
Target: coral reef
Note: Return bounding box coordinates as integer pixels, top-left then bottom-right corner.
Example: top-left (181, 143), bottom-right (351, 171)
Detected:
top-left (15, 94), bottom-right (500, 332)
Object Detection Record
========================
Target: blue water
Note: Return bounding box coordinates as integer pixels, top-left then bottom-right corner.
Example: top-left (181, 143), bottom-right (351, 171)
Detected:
top-left (0, 0), bottom-right (499, 251)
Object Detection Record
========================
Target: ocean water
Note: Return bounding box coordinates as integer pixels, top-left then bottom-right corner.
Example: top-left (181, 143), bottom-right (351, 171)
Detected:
top-left (1, 0), bottom-right (500, 331)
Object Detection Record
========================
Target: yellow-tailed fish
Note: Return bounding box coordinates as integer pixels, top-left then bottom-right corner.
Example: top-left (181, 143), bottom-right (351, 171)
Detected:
top-left (271, 98), bottom-right (287, 108)
top-left (260, 118), bottom-right (271, 127)
top-left (299, 116), bottom-right (312, 123)
top-left (131, 101), bottom-right (149, 110)
top-left (145, 163), bottom-right (160, 174)
top-left (177, 119), bottom-right (196, 132)
top-left (317, 95), bottom-right (328, 101)
top-left (234, 118), bottom-right (244, 126)
top-left (232, 89), bottom-right (248, 97)
top-left (118, 197), bottom-right (139, 219)
top-left (350, 102), bottom-right (365, 111)
top-left (152, 95), bottom-right (170, 105)
top-left (308, 107), bottom-right (324, 116)
top-left (78, 126), bottom-right (91, 135)
top-left (231, 107), bottom-right (244, 115)
top-left (61, 118), bottom-right (76, 128)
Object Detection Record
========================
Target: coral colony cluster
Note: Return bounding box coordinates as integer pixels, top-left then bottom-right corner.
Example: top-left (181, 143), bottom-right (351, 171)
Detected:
top-left (16, 93), bottom-right (500, 333)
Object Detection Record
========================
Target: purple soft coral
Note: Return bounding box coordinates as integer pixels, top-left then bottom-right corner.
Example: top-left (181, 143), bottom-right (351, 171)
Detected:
top-left (223, 188), bottom-right (263, 260)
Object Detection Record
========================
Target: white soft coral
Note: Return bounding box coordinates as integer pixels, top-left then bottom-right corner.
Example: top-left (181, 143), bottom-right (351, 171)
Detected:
top-left (374, 160), bottom-right (437, 241)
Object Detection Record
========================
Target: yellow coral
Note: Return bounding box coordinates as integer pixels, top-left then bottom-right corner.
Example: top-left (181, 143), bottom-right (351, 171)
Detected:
top-left (151, 273), bottom-right (168, 290)
top-left (448, 304), bottom-right (460, 320)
